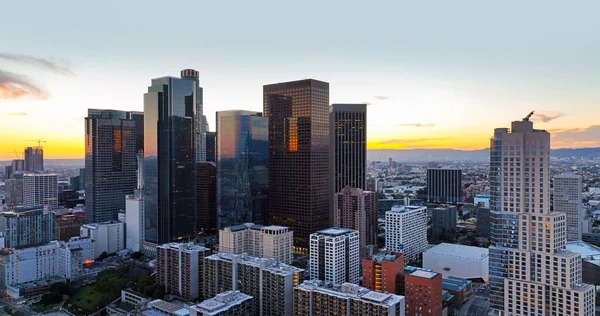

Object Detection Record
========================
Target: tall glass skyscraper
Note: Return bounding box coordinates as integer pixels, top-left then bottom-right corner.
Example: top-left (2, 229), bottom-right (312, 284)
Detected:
top-left (85, 109), bottom-right (137, 223)
top-left (143, 73), bottom-right (197, 247)
top-left (216, 110), bottom-right (268, 229)
top-left (264, 79), bottom-right (330, 252)
top-left (126, 111), bottom-right (144, 153)
top-left (181, 69), bottom-right (208, 163)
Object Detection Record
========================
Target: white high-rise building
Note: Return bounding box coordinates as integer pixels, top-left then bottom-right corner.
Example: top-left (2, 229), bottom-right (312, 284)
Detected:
top-left (385, 205), bottom-right (427, 263)
top-left (553, 173), bottom-right (583, 241)
top-left (309, 228), bottom-right (360, 285)
top-left (80, 221), bottom-right (125, 259)
top-left (488, 115), bottom-right (595, 315)
top-left (218, 223), bottom-right (293, 264)
top-left (23, 173), bottom-right (58, 209)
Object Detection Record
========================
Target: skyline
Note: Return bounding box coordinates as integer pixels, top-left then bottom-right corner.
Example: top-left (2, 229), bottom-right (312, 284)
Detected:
top-left (2, 1), bottom-right (600, 159)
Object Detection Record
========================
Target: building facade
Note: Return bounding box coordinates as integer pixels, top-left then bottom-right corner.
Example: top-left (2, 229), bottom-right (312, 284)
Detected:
top-left (80, 221), bottom-right (125, 259)
top-left (488, 117), bottom-right (595, 315)
top-left (309, 228), bottom-right (360, 285)
top-left (426, 168), bottom-right (463, 204)
top-left (23, 147), bottom-right (43, 172)
top-left (4, 178), bottom-right (23, 207)
top-left (206, 131), bottom-right (216, 163)
top-left (85, 109), bottom-right (137, 223)
top-left (0, 206), bottom-right (55, 248)
top-left (23, 173), bottom-right (58, 209)
top-left (361, 252), bottom-right (405, 294)
top-left (126, 111), bottom-right (144, 153)
top-left (264, 79), bottom-right (330, 252)
top-left (156, 242), bottom-right (211, 300)
top-left (218, 223), bottom-right (293, 264)
top-left (144, 72), bottom-right (197, 246)
top-left (430, 205), bottom-right (457, 242)
top-left (181, 69), bottom-right (207, 163)
top-left (385, 206), bottom-right (428, 263)
top-left (423, 243), bottom-right (489, 282)
top-left (553, 173), bottom-right (583, 241)
top-left (197, 162), bottom-right (217, 236)
top-left (333, 186), bottom-right (378, 256)
top-left (54, 210), bottom-right (86, 241)
top-left (216, 110), bottom-right (268, 229)
top-left (404, 270), bottom-right (443, 316)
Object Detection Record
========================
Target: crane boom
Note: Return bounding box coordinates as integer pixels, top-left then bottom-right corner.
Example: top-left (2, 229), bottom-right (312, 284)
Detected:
top-left (524, 111), bottom-right (535, 121)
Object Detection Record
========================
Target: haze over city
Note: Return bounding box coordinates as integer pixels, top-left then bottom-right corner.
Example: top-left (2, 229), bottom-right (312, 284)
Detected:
top-left (2, 0), bottom-right (600, 159)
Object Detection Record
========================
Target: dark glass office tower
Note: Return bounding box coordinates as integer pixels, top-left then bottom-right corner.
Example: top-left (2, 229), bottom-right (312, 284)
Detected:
top-left (263, 79), bottom-right (330, 252)
top-left (24, 147), bottom-right (44, 172)
top-left (144, 74), bottom-right (197, 246)
top-left (85, 109), bottom-right (137, 223)
top-left (216, 110), bottom-right (268, 229)
top-left (426, 168), bottom-right (463, 203)
top-left (181, 69), bottom-right (207, 163)
top-left (196, 162), bottom-right (217, 235)
top-left (126, 111), bottom-right (144, 153)
top-left (206, 131), bottom-right (216, 163)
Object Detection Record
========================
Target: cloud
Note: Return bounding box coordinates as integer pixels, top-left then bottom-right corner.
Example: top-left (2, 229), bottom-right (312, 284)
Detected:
top-left (8, 112), bottom-right (28, 116)
top-left (0, 70), bottom-right (49, 100)
top-left (377, 137), bottom-right (450, 145)
top-left (374, 96), bottom-right (390, 100)
top-left (398, 123), bottom-right (436, 127)
top-left (361, 101), bottom-right (372, 106)
top-left (0, 53), bottom-right (73, 76)
top-left (552, 125), bottom-right (600, 148)
top-left (532, 111), bottom-right (565, 123)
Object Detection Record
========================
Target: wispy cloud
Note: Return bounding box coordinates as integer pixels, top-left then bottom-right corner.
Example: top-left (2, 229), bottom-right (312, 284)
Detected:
top-left (374, 96), bottom-right (390, 101)
top-left (0, 53), bottom-right (73, 76)
top-left (0, 70), bottom-right (49, 100)
top-left (398, 123), bottom-right (436, 127)
top-left (8, 112), bottom-right (28, 116)
top-left (532, 111), bottom-right (566, 123)
top-left (552, 125), bottom-right (600, 148)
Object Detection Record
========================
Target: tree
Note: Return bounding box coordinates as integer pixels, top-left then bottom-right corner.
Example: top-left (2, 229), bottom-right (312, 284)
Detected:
top-left (130, 251), bottom-right (144, 260)
top-left (97, 251), bottom-right (109, 261)
top-left (41, 292), bottom-right (63, 305)
top-left (3, 306), bottom-right (12, 315)
top-left (50, 282), bottom-right (71, 295)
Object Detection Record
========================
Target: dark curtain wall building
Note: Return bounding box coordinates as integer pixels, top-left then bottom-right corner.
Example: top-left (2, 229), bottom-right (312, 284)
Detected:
top-left (196, 162), bottom-right (217, 235)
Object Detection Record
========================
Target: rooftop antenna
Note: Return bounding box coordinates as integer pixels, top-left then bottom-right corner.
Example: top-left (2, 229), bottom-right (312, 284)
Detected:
top-left (523, 111), bottom-right (535, 121)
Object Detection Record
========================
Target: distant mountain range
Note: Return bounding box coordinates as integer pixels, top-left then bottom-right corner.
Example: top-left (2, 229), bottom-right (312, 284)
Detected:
top-left (368, 147), bottom-right (600, 163)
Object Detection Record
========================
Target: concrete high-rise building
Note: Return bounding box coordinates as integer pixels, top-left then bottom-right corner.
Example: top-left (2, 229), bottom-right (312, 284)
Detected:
top-left (4, 178), bottom-right (23, 206)
top-left (204, 252), bottom-right (303, 316)
top-left (181, 69), bottom-right (208, 163)
top-left (80, 221), bottom-right (125, 259)
top-left (144, 72), bottom-right (197, 247)
top-left (85, 109), bottom-right (137, 223)
top-left (385, 206), bottom-right (428, 263)
top-left (554, 173), bottom-right (583, 241)
top-left (23, 147), bottom-right (43, 172)
top-left (23, 173), bottom-right (58, 209)
top-left (4, 165), bottom-right (13, 180)
top-left (404, 269), bottom-right (443, 316)
top-left (488, 116), bottom-right (595, 315)
top-left (294, 281), bottom-right (405, 316)
top-left (0, 206), bottom-right (54, 248)
top-left (216, 110), bottom-right (268, 229)
top-left (11, 159), bottom-right (24, 174)
top-left (309, 228), bottom-right (360, 285)
top-left (156, 242), bottom-right (211, 300)
top-left (206, 131), bottom-right (216, 163)
top-left (426, 168), bottom-right (463, 204)
top-left (219, 223), bottom-right (293, 264)
top-left (330, 104), bottom-right (367, 216)
top-left (197, 162), bottom-right (217, 236)
top-left (333, 186), bottom-right (377, 255)
top-left (361, 252), bottom-right (405, 294)
top-left (264, 79), bottom-right (330, 252)
top-left (125, 153), bottom-right (145, 252)
top-left (190, 291), bottom-right (254, 316)
top-left (430, 205), bottom-right (457, 242)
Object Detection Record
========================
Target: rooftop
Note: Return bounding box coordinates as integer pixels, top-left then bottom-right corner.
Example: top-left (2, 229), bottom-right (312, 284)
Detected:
top-left (158, 242), bottom-right (210, 253)
top-left (295, 281), bottom-right (403, 307)
top-left (410, 270), bottom-right (439, 279)
top-left (389, 205), bottom-right (426, 213)
top-left (443, 276), bottom-right (471, 291)
top-left (425, 243), bottom-right (489, 259)
top-left (147, 299), bottom-right (188, 316)
top-left (316, 227), bottom-right (356, 236)
top-left (261, 225), bottom-right (288, 231)
top-left (566, 241), bottom-right (600, 267)
top-left (206, 252), bottom-right (303, 275)
top-left (192, 291), bottom-right (253, 314)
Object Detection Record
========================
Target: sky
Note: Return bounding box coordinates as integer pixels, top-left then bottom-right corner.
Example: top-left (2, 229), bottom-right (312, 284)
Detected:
top-left (1, 0), bottom-right (600, 159)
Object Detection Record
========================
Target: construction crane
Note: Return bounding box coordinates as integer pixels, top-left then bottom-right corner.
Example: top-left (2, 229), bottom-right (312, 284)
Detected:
top-left (523, 111), bottom-right (535, 121)
top-left (26, 139), bottom-right (47, 149)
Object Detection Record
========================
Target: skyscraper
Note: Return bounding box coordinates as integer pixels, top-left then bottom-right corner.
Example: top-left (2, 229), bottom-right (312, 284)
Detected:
top-left (24, 147), bottom-right (43, 172)
top-left (309, 228), bottom-right (360, 285)
top-left (11, 159), bottom-right (24, 173)
top-left (333, 186), bottom-right (378, 255)
top-left (181, 69), bottom-right (207, 163)
top-left (197, 162), bottom-right (217, 236)
top-left (553, 173), bottom-right (583, 241)
top-left (143, 72), bottom-right (197, 247)
top-left (85, 109), bottom-right (137, 223)
top-left (330, 104), bottom-right (367, 202)
top-left (126, 111), bottom-right (144, 153)
top-left (488, 116), bottom-right (595, 314)
top-left (206, 131), bottom-right (216, 163)
top-left (23, 172), bottom-right (58, 209)
top-left (216, 110), bottom-right (268, 229)
top-left (426, 168), bottom-right (463, 204)
top-left (264, 79), bottom-right (330, 252)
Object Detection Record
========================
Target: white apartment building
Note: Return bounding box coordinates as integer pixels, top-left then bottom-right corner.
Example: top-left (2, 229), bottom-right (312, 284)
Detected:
top-left (553, 173), bottom-right (583, 241)
top-left (218, 223), bottom-right (293, 264)
top-left (125, 193), bottom-right (144, 252)
top-left (488, 117), bottom-right (595, 315)
top-left (156, 242), bottom-right (211, 300)
top-left (309, 228), bottom-right (360, 285)
top-left (23, 173), bottom-right (58, 209)
top-left (385, 205), bottom-right (427, 263)
top-left (80, 221), bottom-right (125, 259)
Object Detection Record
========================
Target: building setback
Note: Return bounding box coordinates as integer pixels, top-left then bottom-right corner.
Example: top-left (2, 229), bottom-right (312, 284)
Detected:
top-left (156, 242), bottom-right (211, 300)
top-left (85, 109), bottom-right (137, 223)
top-left (553, 173), bottom-right (583, 241)
top-left (333, 186), bottom-right (378, 256)
top-left (426, 168), bottom-right (463, 204)
top-left (263, 79), bottom-right (330, 252)
top-left (309, 228), bottom-right (360, 285)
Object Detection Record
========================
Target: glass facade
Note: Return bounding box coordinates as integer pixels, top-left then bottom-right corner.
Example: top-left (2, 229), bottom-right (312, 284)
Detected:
top-left (216, 110), bottom-right (268, 229)
top-left (85, 109), bottom-right (137, 223)
top-left (144, 76), bottom-right (197, 245)
top-left (264, 79), bottom-right (330, 251)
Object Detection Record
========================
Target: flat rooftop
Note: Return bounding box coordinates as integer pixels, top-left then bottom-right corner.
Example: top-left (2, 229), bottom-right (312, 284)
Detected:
top-left (316, 227), bottom-right (355, 236)
top-left (410, 270), bottom-right (439, 279)
top-left (566, 241), bottom-right (600, 267)
top-left (425, 243), bottom-right (489, 259)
